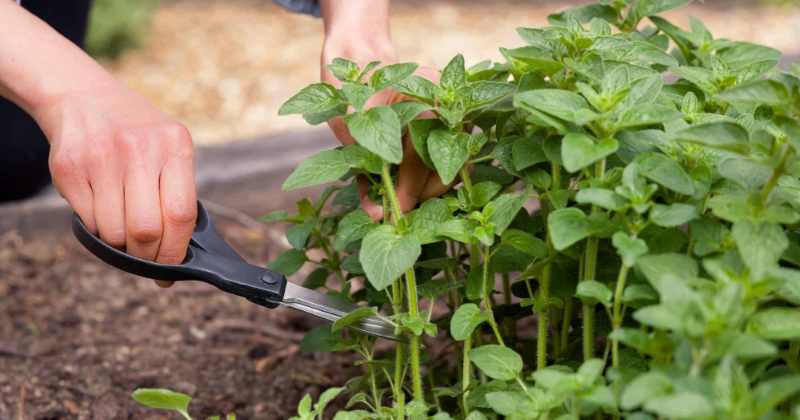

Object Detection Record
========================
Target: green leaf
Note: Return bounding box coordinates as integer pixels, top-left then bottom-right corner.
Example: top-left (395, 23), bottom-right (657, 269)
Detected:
top-left (344, 106), bottom-right (403, 164)
top-left (435, 219), bottom-right (478, 243)
top-left (485, 391), bottom-right (539, 419)
top-left (466, 381), bottom-right (507, 409)
top-left (669, 122), bottom-right (750, 155)
top-left (716, 42), bottom-right (781, 68)
top-left (317, 387), bottom-right (345, 410)
top-left (615, 104), bottom-right (683, 130)
top-left (576, 188), bottom-right (628, 211)
top-left (342, 84), bottom-right (375, 112)
top-left (577, 280), bottom-right (612, 307)
top-left (395, 76), bottom-right (438, 106)
top-left (441, 54), bottom-right (466, 91)
top-left (468, 345), bottom-right (523, 381)
top-left (547, 4), bottom-right (617, 26)
top-left (132, 389), bottom-right (191, 416)
top-left (268, 249), bottom-right (306, 276)
top-left (471, 182), bottom-right (502, 208)
top-left (283, 150), bottom-right (351, 190)
top-left (485, 185), bottom-right (533, 235)
top-left (612, 232), bottom-right (648, 267)
top-left (332, 306), bottom-right (378, 332)
top-left (643, 393), bottom-right (714, 420)
top-left (501, 229), bottom-right (549, 258)
top-left (732, 221), bottom-right (788, 280)
top-left (718, 79), bottom-right (790, 105)
top-left (391, 101), bottom-right (433, 127)
top-left (634, 0), bottom-right (691, 19)
top-left (634, 152), bottom-right (695, 195)
top-left (360, 225), bottom-right (422, 291)
top-left (409, 199), bottom-right (453, 244)
top-left (369, 63), bottom-right (419, 92)
top-left (650, 203), bottom-right (699, 227)
top-left (620, 371), bottom-right (673, 410)
top-left (286, 219), bottom-right (320, 250)
top-left (548, 208), bottom-right (609, 251)
top-left (467, 81), bottom-right (516, 109)
top-left (747, 307), bottom-right (800, 340)
top-left (614, 41), bottom-right (679, 67)
top-left (279, 83), bottom-right (340, 115)
top-left (561, 134), bottom-right (619, 173)
top-left (300, 325), bottom-right (343, 352)
top-left (512, 137), bottom-right (548, 171)
top-left (408, 118), bottom-right (447, 169)
top-left (428, 131), bottom-right (470, 185)
top-left (514, 89), bottom-right (591, 123)
top-left (417, 280), bottom-right (465, 300)
top-left (669, 66), bottom-right (717, 96)
top-left (451, 303), bottom-right (490, 341)
top-left (753, 376), bottom-right (800, 416)
top-left (334, 210), bottom-right (377, 251)
top-left (303, 268), bottom-right (330, 290)
top-left (636, 253), bottom-right (697, 292)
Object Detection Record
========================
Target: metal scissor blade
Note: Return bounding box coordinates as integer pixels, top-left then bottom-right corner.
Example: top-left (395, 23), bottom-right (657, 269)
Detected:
top-left (277, 282), bottom-right (409, 343)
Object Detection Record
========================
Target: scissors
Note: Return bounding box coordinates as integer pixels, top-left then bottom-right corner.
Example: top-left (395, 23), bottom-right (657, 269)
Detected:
top-left (71, 201), bottom-right (406, 342)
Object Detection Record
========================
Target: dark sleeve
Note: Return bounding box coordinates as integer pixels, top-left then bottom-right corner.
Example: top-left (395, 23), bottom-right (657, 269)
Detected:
top-left (273, 0), bottom-right (321, 18)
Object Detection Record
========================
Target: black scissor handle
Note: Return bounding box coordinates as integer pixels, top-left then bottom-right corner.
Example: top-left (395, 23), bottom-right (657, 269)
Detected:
top-left (72, 201), bottom-right (287, 306)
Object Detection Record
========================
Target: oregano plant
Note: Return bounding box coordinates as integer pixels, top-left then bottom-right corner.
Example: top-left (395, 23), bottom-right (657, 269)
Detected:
top-left (135, 1), bottom-right (800, 419)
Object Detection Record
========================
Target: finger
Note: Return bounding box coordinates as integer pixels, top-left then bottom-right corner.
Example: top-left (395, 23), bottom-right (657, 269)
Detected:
top-left (357, 175), bottom-right (383, 221)
top-left (395, 138), bottom-right (430, 215)
top-left (419, 166), bottom-right (473, 202)
top-left (124, 160), bottom-right (163, 262)
top-left (327, 116), bottom-right (358, 146)
top-left (155, 138), bottom-right (197, 267)
top-left (87, 144), bottom-right (127, 250)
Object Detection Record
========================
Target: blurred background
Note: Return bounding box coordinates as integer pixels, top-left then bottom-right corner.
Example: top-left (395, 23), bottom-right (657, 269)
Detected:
top-left (90, 0), bottom-right (800, 145)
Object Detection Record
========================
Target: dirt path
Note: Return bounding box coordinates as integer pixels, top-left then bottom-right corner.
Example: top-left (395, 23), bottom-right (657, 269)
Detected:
top-left (0, 221), bottom-right (358, 420)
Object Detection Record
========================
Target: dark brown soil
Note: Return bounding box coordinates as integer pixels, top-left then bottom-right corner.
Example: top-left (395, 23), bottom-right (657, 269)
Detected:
top-left (0, 222), bottom-right (359, 420)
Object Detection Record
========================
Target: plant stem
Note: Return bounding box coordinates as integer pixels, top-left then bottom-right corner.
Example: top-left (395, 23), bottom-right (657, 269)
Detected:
top-left (481, 246), bottom-right (505, 347)
top-left (427, 358), bottom-right (441, 412)
top-left (462, 335), bottom-right (473, 416)
top-left (537, 262), bottom-right (551, 370)
top-left (761, 144), bottom-right (790, 203)
top-left (561, 298), bottom-right (574, 351)
top-left (611, 264), bottom-right (630, 417)
top-left (369, 364), bottom-right (381, 410)
top-left (460, 167), bottom-right (473, 194)
top-left (382, 164), bottom-right (405, 228)
top-left (685, 195), bottom-right (708, 257)
top-left (582, 158), bottom-right (606, 361)
top-left (502, 273), bottom-right (517, 339)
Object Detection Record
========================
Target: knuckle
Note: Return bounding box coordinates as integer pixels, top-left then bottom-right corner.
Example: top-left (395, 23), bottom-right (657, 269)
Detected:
top-left (86, 139), bottom-right (115, 164)
top-left (165, 197), bottom-right (197, 225)
top-left (156, 247), bottom-right (187, 265)
top-left (129, 219), bottom-right (163, 243)
top-left (164, 121), bottom-right (194, 156)
top-left (103, 229), bottom-right (127, 248)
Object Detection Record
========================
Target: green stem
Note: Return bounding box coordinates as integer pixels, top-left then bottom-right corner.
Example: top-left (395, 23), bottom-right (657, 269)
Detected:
top-left (561, 298), bottom-right (574, 351)
top-left (460, 167), bottom-right (473, 194)
top-left (537, 262), bottom-right (551, 370)
top-left (582, 158), bottom-right (605, 361)
top-left (686, 195), bottom-right (708, 257)
top-left (392, 279), bottom-right (405, 419)
top-left (462, 335), bottom-right (473, 416)
top-left (382, 164), bottom-right (405, 227)
top-left (427, 358), bottom-right (441, 412)
top-left (369, 364), bottom-right (381, 410)
top-left (762, 144), bottom-right (790, 203)
top-left (611, 264), bottom-right (629, 416)
top-left (502, 273), bottom-right (517, 339)
top-left (481, 246), bottom-right (505, 347)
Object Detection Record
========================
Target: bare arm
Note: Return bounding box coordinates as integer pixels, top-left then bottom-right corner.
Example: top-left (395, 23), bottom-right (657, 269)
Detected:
top-left (0, 2), bottom-right (197, 285)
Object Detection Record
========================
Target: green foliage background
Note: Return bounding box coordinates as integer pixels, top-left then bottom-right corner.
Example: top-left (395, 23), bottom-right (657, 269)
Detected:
top-left (85, 0), bottom-right (159, 59)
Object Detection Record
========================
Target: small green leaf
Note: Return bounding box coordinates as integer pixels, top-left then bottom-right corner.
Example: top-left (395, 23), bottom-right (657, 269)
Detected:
top-left (636, 253), bottom-right (697, 292)
top-left (360, 225), bottom-right (422, 291)
top-left (279, 83), bottom-right (340, 116)
top-left (391, 101), bottom-right (433, 127)
top-left (615, 104), bottom-right (683, 130)
top-left (441, 54), bottom-right (467, 91)
top-left (634, 152), bottom-right (695, 195)
top-left (620, 371), bottom-right (673, 410)
top-left (435, 219), bottom-right (478, 243)
top-left (334, 210), bottom-right (377, 251)
top-left (428, 131), bottom-right (470, 185)
top-left (342, 84), bottom-right (375, 112)
top-left (466, 381), bottom-right (507, 409)
top-left (577, 280), bottom-right (612, 307)
top-left (548, 208), bottom-right (609, 251)
top-left (576, 188), bottom-right (628, 211)
top-left (470, 182), bottom-right (502, 208)
top-left (369, 63), bottom-right (419, 92)
top-left (514, 89), bottom-right (591, 123)
top-left (485, 391), bottom-right (538, 419)
top-left (719, 79), bottom-right (789, 105)
top-left (501, 229), bottom-right (548, 258)
top-left (669, 122), bottom-right (750, 155)
top-left (408, 118), bottom-right (448, 169)
top-left (512, 137), bottom-right (548, 171)
top-left (300, 325), bottom-right (343, 353)
top-left (485, 185), bottom-right (533, 235)
top-left (612, 232), bottom-right (648, 267)
top-left (332, 306), bottom-right (378, 332)
top-left (451, 303), bottom-right (490, 341)
top-left (344, 106), bottom-right (403, 164)
top-left (268, 249), bottom-right (307, 276)
top-left (732, 221), bottom-right (788, 280)
top-left (286, 219), bottom-right (319, 250)
top-left (395, 76), bottom-right (438, 106)
top-left (634, 0), bottom-right (691, 19)
top-left (650, 203), bottom-right (699, 227)
top-left (468, 345), bottom-right (523, 381)
top-left (753, 376), bottom-right (800, 416)
top-left (643, 393), bottom-right (714, 420)
top-left (283, 150), bottom-right (351, 191)
top-left (409, 199), bottom-right (454, 244)
top-left (561, 134), bottom-right (619, 173)
top-left (132, 389), bottom-right (192, 416)
top-left (747, 307), bottom-right (800, 340)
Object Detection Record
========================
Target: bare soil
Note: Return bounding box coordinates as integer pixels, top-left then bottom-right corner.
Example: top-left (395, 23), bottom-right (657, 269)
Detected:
top-left (0, 222), bottom-right (359, 420)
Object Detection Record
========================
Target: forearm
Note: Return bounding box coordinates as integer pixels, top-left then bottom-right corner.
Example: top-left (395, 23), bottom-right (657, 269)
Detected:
top-left (0, 2), bottom-right (114, 124)
top-left (319, 0), bottom-right (397, 65)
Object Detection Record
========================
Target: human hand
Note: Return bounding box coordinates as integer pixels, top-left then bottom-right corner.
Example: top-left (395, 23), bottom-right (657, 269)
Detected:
top-left (321, 40), bottom-right (458, 221)
top-left (37, 81), bottom-right (197, 288)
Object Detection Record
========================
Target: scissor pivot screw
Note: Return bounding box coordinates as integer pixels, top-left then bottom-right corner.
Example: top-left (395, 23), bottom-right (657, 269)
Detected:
top-left (260, 272), bottom-right (278, 285)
